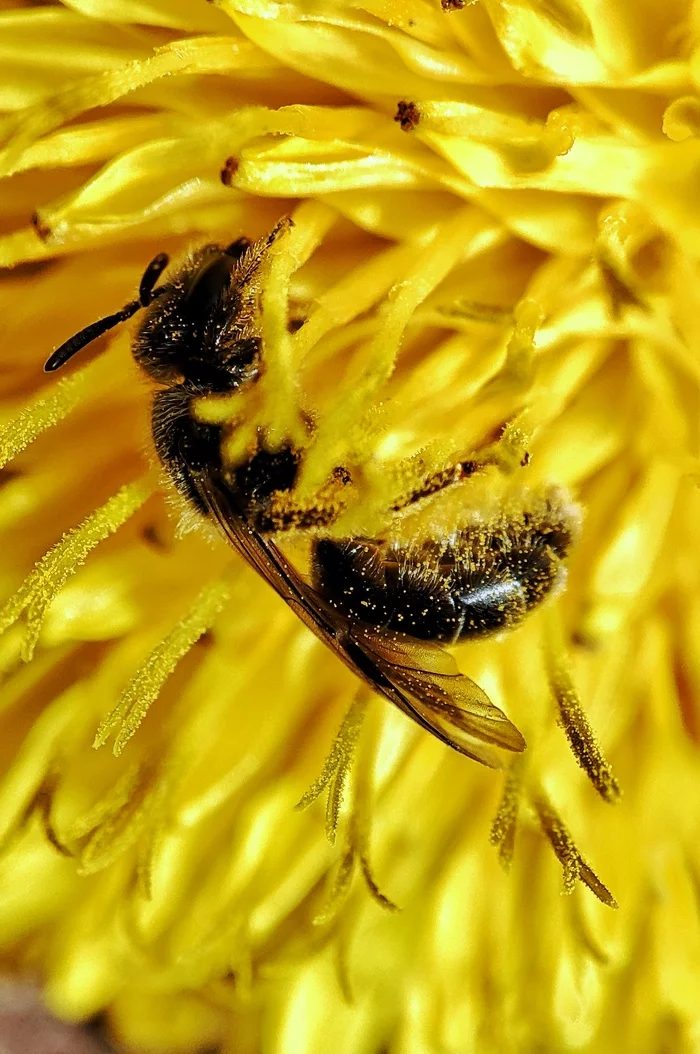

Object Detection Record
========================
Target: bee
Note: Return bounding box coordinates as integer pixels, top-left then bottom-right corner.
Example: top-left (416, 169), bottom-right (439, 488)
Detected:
top-left (45, 219), bottom-right (577, 768)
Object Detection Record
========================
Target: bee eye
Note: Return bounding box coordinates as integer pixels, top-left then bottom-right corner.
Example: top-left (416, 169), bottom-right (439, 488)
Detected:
top-left (182, 253), bottom-right (236, 326)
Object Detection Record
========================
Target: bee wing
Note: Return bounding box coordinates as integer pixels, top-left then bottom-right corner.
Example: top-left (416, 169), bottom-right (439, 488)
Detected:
top-left (349, 627), bottom-right (526, 767)
top-left (192, 472), bottom-right (343, 637)
top-left (193, 474), bottom-right (525, 768)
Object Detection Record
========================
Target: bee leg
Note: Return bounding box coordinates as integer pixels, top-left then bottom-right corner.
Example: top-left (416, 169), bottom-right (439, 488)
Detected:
top-left (228, 217), bottom-right (293, 287)
top-left (390, 458), bottom-right (480, 512)
top-left (251, 493), bottom-right (346, 533)
top-left (251, 468), bottom-right (352, 534)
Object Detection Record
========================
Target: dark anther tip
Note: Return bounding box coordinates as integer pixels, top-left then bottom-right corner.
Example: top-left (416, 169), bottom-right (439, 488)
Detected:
top-left (220, 156), bottom-right (239, 186)
top-left (30, 210), bottom-right (52, 242)
top-left (394, 100), bottom-right (421, 132)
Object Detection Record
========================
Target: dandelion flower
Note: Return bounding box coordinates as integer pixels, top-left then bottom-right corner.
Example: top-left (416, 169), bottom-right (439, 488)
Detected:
top-left (0, 1), bottom-right (699, 1052)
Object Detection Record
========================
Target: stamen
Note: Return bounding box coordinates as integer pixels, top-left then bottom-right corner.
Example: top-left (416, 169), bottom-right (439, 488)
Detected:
top-left (351, 810), bottom-right (399, 914)
top-left (583, 461), bottom-right (679, 639)
top-left (94, 573), bottom-right (233, 756)
top-left (431, 301), bottom-right (514, 325)
top-left (299, 207), bottom-right (485, 494)
top-left (0, 37), bottom-right (255, 178)
top-left (0, 371), bottom-right (87, 470)
top-left (0, 478), bottom-right (153, 662)
top-left (663, 96), bottom-right (700, 141)
top-left (325, 768), bottom-right (347, 847)
top-left (24, 778), bottom-right (72, 858)
top-left (490, 755), bottom-right (525, 871)
top-left (295, 692), bottom-right (369, 845)
top-left (292, 241), bottom-right (418, 366)
top-left (394, 100), bottom-right (573, 172)
top-left (313, 845), bottom-right (355, 926)
top-left (259, 200), bottom-right (336, 447)
top-left (69, 761), bottom-right (164, 875)
top-left (547, 649), bottom-right (621, 804)
top-left (348, 698), bottom-right (398, 912)
top-left (356, 849), bottom-right (399, 912)
top-left (534, 792), bottom-right (618, 908)
top-left (568, 893), bottom-right (610, 964)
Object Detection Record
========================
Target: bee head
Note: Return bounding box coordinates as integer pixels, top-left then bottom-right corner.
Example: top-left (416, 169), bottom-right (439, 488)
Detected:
top-left (132, 242), bottom-right (261, 392)
top-left (44, 219), bottom-right (292, 388)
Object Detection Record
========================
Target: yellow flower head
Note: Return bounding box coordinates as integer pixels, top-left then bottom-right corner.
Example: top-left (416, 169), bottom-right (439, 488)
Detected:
top-left (0, 1), bottom-right (699, 1052)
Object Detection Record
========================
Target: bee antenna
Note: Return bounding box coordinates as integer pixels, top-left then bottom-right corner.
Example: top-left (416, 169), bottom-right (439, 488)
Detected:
top-left (44, 252), bottom-right (170, 373)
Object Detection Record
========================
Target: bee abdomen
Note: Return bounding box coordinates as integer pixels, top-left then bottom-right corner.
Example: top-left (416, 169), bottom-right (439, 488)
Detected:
top-left (313, 523), bottom-right (568, 644)
top-left (312, 537), bottom-right (459, 640)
